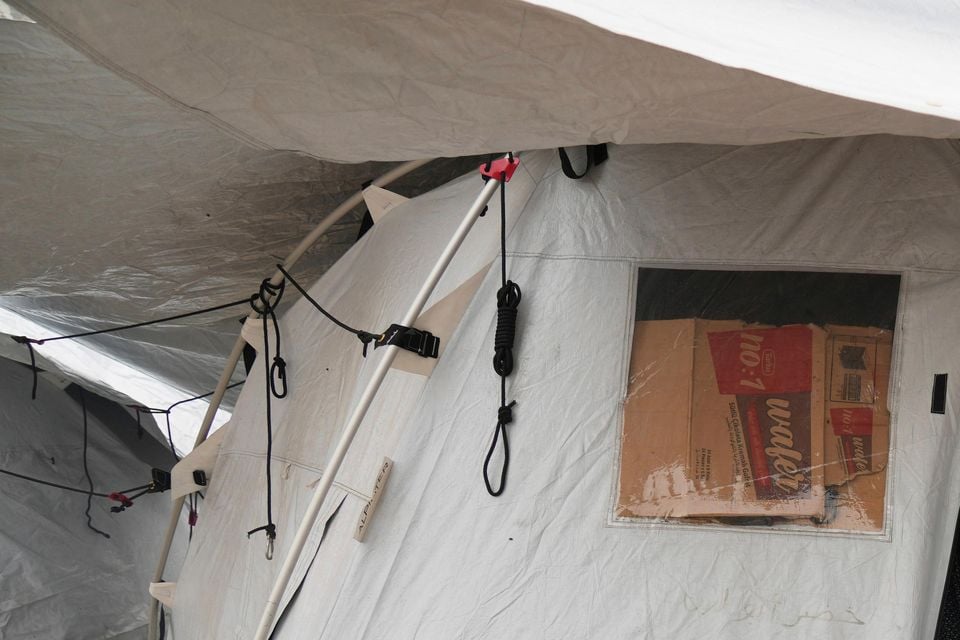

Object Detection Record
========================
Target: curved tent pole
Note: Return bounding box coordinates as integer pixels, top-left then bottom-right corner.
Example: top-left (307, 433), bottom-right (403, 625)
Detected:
top-left (146, 158), bottom-right (431, 640)
top-left (253, 170), bottom-right (504, 640)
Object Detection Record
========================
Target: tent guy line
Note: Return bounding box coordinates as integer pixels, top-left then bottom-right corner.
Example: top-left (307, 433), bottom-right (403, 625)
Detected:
top-left (130, 380), bottom-right (247, 461)
top-left (11, 296), bottom-right (251, 400)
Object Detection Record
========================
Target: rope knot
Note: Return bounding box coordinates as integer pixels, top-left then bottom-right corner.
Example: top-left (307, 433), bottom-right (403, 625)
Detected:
top-left (246, 523), bottom-right (276, 540)
top-left (498, 401), bottom-right (517, 425)
top-left (250, 278), bottom-right (285, 316)
top-left (357, 330), bottom-right (378, 357)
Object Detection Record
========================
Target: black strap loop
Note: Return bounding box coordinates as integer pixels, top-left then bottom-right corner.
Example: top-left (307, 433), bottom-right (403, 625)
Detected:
top-left (374, 324), bottom-right (440, 359)
top-left (557, 144), bottom-right (609, 180)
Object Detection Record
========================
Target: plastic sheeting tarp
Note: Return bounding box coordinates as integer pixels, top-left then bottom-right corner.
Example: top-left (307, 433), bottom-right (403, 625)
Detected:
top-left (8, 0), bottom-right (960, 163)
top-left (169, 138), bottom-right (960, 638)
top-left (0, 18), bottom-right (478, 407)
top-left (0, 355), bottom-right (186, 639)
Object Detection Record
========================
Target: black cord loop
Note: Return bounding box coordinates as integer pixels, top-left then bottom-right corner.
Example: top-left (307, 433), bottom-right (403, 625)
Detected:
top-left (249, 278), bottom-right (288, 400)
top-left (483, 168), bottom-right (522, 497)
top-left (247, 277), bottom-right (288, 554)
top-left (483, 400), bottom-right (515, 497)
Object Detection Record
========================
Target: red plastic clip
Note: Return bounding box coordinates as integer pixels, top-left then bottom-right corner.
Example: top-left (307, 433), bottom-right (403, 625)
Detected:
top-left (479, 156), bottom-right (520, 183)
top-left (108, 492), bottom-right (134, 508)
top-left (188, 509), bottom-right (198, 527)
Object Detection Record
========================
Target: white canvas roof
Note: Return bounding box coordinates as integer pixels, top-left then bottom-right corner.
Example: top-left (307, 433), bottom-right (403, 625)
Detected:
top-left (9, 0), bottom-right (960, 163)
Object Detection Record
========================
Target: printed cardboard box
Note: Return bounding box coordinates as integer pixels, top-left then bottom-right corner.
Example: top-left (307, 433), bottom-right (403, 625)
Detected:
top-left (617, 319), bottom-right (826, 520)
top-left (814, 325), bottom-right (892, 533)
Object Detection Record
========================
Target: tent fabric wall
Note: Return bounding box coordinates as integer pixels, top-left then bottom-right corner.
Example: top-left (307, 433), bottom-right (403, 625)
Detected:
top-left (171, 151), bottom-right (554, 637)
top-left (8, 0), bottom-right (960, 164)
top-left (169, 137), bottom-right (960, 638)
top-left (0, 356), bottom-right (186, 639)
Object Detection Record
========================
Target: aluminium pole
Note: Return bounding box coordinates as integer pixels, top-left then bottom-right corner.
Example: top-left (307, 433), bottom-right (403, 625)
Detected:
top-left (252, 173), bottom-right (503, 640)
top-left (146, 158), bottom-right (431, 640)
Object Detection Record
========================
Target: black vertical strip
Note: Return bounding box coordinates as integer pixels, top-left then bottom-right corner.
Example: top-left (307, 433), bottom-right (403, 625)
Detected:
top-left (936, 505), bottom-right (960, 638)
top-left (80, 390), bottom-right (111, 539)
top-left (356, 179), bottom-right (375, 240)
top-left (933, 374), bottom-right (949, 414)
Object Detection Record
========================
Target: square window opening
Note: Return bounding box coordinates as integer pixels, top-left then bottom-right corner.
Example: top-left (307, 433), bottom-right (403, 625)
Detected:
top-left (613, 267), bottom-right (901, 536)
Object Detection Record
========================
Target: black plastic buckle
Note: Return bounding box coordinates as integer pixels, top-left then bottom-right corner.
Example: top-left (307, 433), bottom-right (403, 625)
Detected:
top-left (150, 468), bottom-right (172, 493)
top-left (374, 324), bottom-right (440, 359)
top-left (193, 469), bottom-right (208, 487)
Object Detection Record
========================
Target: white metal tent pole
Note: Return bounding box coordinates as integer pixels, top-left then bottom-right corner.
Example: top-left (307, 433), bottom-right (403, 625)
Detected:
top-left (252, 174), bottom-right (502, 640)
top-left (146, 158), bottom-right (431, 640)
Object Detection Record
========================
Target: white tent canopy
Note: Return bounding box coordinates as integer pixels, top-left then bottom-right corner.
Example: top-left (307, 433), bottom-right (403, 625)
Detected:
top-left (8, 0), bottom-right (960, 162)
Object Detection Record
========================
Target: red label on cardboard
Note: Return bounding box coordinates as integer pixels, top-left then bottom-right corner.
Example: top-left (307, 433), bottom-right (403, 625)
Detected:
top-left (708, 325), bottom-right (813, 395)
top-left (841, 435), bottom-right (873, 476)
top-left (744, 401), bottom-right (773, 493)
top-left (830, 407), bottom-right (873, 436)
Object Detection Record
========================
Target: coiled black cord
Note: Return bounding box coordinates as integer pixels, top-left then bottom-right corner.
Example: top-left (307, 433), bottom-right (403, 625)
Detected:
top-left (483, 162), bottom-right (521, 497)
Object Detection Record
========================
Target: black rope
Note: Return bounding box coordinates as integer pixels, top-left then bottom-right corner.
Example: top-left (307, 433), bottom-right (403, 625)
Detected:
top-left (483, 165), bottom-right (522, 497)
top-left (188, 492), bottom-right (196, 542)
top-left (17, 297), bottom-right (250, 344)
top-left (11, 297), bottom-right (250, 400)
top-left (0, 460), bottom-right (148, 499)
top-left (132, 380), bottom-right (246, 462)
top-left (0, 466), bottom-right (110, 497)
top-left (246, 278), bottom-right (287, 553)
top-left (11, 336), bottom-right (38, 400)
top-left (80, 391), bottom-right (111, 539)
top-left (276, 264), bottom-right (379, 356)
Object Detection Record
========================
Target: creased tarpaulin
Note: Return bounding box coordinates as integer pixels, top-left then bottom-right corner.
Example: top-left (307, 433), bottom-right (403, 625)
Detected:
top-left (7, 0), bottom-right (960, 164)
top-left (167, 139), bottom-right (960, 638)
top-left (0, 356), bottom-right (186, 640)
top-left (0, 17), bottom-right (478, 403)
